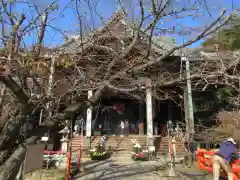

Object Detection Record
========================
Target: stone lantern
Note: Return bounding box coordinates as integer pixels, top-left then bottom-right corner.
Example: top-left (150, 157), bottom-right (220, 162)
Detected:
top-left (59, 125), bottom-right (70, 153)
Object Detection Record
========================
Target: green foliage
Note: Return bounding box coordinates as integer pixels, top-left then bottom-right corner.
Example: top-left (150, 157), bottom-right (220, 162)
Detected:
top-left (202, 16), bottom-right (240, 50)
top-left (193, 87), bottom-right (235, 112)
top-left (215, 87), bottom-right (234, 103)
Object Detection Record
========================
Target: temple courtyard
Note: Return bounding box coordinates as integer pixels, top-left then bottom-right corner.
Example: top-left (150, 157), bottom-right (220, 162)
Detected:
top-left (74, 158), bottom-right (213, 180)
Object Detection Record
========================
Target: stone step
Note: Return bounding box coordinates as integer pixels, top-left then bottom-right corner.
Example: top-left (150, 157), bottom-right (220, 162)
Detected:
top-left (72, 144), bottom-right (184, 149)
top-left (72, 149), bottom-right (186, 158)
top-left (88, 142), bottom-right (147, 145)
top-left (99, 139), bottom-right (148, 141)
top-left (72, 140), bottom-right (148, 144)
top-left (73, 136), bottom-right (148, 140)
top-left (71, 136), bottom-right (186, 155)
top-left (89, 142), bottom-right (148, 145)
top-left (72, 142), bottom-right (184, 147)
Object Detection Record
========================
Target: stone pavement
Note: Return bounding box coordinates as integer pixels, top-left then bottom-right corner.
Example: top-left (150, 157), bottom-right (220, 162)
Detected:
top-left (73, 158), bottom-right (212, 180)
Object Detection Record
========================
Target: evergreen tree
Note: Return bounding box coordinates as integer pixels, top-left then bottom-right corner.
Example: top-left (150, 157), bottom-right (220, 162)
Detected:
top-left (202, 16), bottom-right (240, 50)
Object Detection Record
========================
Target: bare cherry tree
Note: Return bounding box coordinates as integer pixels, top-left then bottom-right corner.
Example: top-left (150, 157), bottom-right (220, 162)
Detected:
top-left (0, 0), bottom-right (238, 179)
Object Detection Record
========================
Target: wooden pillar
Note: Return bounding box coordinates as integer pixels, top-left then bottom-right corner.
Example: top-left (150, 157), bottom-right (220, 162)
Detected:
top-left (138, 103), bottom-right (144, 135)
top-left (146, 79), bottom-right (153, 145)
top-left (86, 90), bottom-right (93, 137)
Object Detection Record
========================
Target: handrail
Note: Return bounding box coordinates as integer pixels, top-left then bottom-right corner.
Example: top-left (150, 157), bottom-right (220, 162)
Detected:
top-left (196, 149), bottom-right (240, 180)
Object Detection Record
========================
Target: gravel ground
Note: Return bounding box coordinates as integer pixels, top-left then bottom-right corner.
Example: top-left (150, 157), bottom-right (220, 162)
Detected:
top-left (74, 159), bottom-right (213, 180)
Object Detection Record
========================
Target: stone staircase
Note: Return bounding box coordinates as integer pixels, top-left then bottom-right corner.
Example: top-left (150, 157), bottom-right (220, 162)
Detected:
top-left (92, 135), bottom-right (148, 158)
top-left (71, 136), bottom-right (84, 153)
top-left (70, 135), bottom-right (186, 159)
top-left (156, 136), bottom-right (186, 153)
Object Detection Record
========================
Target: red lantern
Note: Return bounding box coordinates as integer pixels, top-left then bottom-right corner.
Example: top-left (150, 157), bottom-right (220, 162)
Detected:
top-left (113, 104), bottom-right (125, 113)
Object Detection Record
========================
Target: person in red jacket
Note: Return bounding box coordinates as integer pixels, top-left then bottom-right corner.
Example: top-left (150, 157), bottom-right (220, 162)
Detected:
top-left (212, 138), bottom-right (237, 180)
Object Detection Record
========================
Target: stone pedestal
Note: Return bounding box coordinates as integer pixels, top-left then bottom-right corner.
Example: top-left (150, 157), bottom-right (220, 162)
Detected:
top-left (60, 138), bottom-right (69, 153)
top-left (84, 137), bottom-right (91, 149)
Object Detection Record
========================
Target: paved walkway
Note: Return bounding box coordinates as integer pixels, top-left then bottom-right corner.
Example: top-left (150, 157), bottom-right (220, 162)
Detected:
top-left (74, 159), bottom-right (212, 180)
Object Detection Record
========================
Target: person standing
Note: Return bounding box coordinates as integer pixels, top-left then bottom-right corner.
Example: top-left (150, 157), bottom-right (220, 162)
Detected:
top-left (212, 138), bottom-right (237, 180)
top-left (131, 123), bottom-right (136, 134)
top-left (120, 120), bottom-right (125, 137)
top-left (74, 117), bottom-right (82, 136)
top-left (154, 122), bottom-right (158, 135)
top-left (139, 121), bottom-right (144, 135)
top-left (136, 121), bottom-right (140, 134)
top-left (124, 119), bottom-right (129, 136)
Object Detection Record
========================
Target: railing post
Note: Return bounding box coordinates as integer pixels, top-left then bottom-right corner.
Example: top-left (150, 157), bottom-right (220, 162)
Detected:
top-left (66, 151), bottom-right (72, 180)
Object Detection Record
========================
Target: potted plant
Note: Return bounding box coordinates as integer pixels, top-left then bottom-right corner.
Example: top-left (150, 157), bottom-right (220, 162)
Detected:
top-left (89, 146), bottom-right (110, 160)
top-left (89, 136), bottom-right (110, 160)
top-left (131, 139), bottom-right (142, 160)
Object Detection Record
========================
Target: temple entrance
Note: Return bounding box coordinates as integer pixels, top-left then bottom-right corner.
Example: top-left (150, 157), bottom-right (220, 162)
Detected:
top-left (154, 98), bottom-right (184, 135)
top-left (94, 97), bottom-right (142, 135)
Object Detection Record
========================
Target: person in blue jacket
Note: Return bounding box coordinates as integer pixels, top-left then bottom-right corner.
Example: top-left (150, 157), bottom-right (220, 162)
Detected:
top-left (212, 138), bottom-right (237, 180)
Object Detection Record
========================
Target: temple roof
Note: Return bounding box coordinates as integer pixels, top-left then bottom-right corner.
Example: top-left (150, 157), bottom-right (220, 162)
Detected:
top-left (51, 9), bottom-right (181, 57)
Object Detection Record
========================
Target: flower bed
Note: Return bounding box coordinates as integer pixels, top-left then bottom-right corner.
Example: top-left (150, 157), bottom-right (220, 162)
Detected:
top-left (89, 146), bottom-right (110, 160)
top-left (43, 152), bottom-right (67, 169)
top-left (90, 151), bottom-right (110, 160)
top-left (130, 139), bottom-right (149, 161)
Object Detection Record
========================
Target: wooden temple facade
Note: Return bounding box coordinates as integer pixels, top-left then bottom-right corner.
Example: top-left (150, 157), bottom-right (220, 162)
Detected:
top-left (50, 10), bottom-right (189, 139)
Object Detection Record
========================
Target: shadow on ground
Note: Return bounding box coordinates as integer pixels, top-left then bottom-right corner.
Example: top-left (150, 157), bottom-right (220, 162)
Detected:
top-left (74, 159), bottom-right (160, 180)
top-left (74, 159), bottom-right (213, 180)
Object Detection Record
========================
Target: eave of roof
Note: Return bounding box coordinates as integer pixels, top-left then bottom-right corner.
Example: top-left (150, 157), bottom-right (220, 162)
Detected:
top-left (49, 9), bottom-right (183, 57)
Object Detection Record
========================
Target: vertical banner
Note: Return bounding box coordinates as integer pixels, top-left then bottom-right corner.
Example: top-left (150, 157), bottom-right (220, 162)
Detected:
top-left (86, 90), bottom-right (93, 137)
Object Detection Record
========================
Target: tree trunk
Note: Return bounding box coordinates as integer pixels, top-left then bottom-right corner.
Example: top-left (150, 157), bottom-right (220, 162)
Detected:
top-left (0, 75), bottom-right (29, 105)
top-left (0, 145), bottom-right (26, 180)
top-left (0, 112), bottom-right (25, 166)
top-left (0, 112), bottom-right (22, 146)
top-left (0, 80), bottom-right (106, 179)
top-left (0, 150), bottom-right (9, 166)
top-left (0, 125), bottom-right (47, 180)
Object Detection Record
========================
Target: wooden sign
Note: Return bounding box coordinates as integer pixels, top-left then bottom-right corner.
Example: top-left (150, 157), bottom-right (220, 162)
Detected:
top-left (25, 143), bottom-right (45, 173)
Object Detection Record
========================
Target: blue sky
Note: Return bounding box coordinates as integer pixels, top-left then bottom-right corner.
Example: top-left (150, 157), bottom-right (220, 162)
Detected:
top-left (6, 0), bottom-right (240, 49)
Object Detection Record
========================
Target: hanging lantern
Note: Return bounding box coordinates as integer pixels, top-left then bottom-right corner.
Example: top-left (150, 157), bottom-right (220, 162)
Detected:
top-left (119, 104), bottom-right (125, 112)
top-left (113, 104), bottom-right (118, 111)
top-left (113, 104), bottom-right (125, 113)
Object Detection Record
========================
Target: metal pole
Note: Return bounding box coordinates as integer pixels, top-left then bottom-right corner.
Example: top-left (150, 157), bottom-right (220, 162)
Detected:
top-left (167, 121), bottom-right (175, 176)
top-left (183, 87), bottom-right (189, 142)
top-left (182, 56), bottom-right (194, 141)
top-left (66, 118), bottom-right (72, 180)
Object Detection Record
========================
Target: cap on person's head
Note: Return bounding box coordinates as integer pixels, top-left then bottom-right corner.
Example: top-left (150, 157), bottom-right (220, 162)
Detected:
top-left (227, 138), bottom-right (237, 145)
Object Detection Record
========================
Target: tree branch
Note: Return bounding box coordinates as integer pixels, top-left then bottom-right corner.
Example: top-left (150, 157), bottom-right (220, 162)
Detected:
top-left (0, 75), bottom-right (29, 105)
top-left (34, 12), bottom-right (48, 56)
top-left (7, 13), bottom-right (25, 54)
